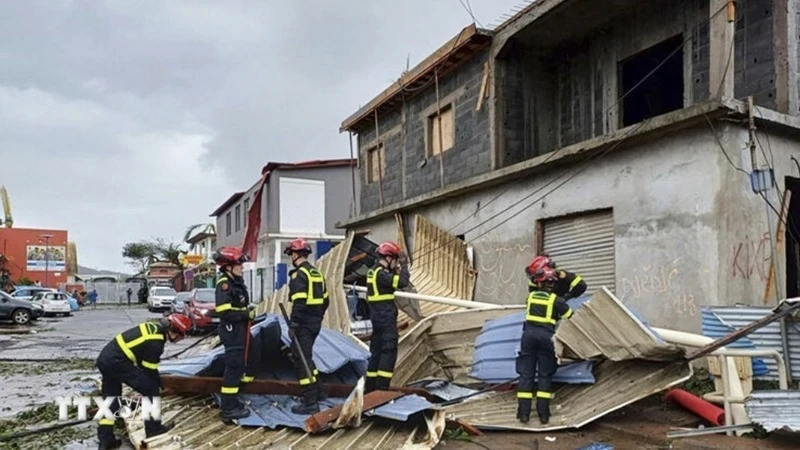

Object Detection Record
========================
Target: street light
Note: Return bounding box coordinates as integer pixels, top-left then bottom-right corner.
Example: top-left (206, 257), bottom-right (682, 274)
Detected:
top-left (40, 234), bottom-right (53, 288)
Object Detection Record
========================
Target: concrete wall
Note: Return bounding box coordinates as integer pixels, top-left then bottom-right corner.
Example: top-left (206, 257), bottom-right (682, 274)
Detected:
top-left (356, 49), bottom-right (492, 213)
top-left (733, 0), bottom-right (777, 109)
top-left (354, 123), bottom-right (779, 333)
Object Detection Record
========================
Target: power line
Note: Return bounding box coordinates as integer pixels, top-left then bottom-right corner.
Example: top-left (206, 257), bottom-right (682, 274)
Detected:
top-left (457, 0), bottom-right (484, 28)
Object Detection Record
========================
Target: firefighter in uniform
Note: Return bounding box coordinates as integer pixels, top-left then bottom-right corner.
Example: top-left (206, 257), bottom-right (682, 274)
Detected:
top-left (526, 255), bottom-right (587, 300)
top-left (96, 314), bottom-right (191, 450)
top-left (517, 265), bottom-right (574, 425)
top-left (213, 246), bottom-right (254, 421)
top-left (365, 242), bottom-right (410, 393)
top-left (284, 238), bottom-right (329, 415)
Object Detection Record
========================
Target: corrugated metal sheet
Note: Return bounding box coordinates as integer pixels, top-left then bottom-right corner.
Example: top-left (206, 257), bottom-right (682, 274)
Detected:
top-left (127, 395), bottom-right (447, 450)
top-left (399, 215), bottom-right (477, 331)
top-left (744, 390), bottom-right (800, 432)
top-left (408, 379), bottom-right (479, 402)
top-left (364, 394), bottom-right (436, 421)
top-left (542, 210), bottom-right (616, 293)
top-left (700, 308), bottom-right (770, 377)
top-left (257, 232), bottom-right (355, 335)
top-left (469, 296), bottom-right (595, 384)
top-left (707, 306), bottom-right (800, 380)
top-left (445, 287), bottom-right (692, 431)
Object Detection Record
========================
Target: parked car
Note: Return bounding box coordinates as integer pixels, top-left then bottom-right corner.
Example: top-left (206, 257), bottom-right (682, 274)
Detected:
top-left (185, 288), bottom-right (218, 332)
top-left (0, 291), bottom-right (43, 325)
top-left (31, 291), bottom-right (73, 317)
top-left (171, 292), bottom-right (191, 314)
top-left (10, 287), bottom-right (56, 301)
top-left (147, 286), bottom-right (177, 312)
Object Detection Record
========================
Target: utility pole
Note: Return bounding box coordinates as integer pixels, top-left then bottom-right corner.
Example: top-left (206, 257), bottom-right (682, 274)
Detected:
top-left (40, 234), bottom-right (53, 288)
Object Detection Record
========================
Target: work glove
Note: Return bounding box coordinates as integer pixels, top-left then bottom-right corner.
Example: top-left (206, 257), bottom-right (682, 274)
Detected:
top-left (247, 304), bottom-right (256, 320)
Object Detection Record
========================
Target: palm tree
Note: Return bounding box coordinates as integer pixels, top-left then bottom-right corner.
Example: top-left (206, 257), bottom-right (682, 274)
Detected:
top-left (184, 223), bottom-right (217, 243)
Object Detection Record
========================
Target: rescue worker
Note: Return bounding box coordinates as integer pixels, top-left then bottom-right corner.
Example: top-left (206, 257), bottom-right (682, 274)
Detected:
top-left (526, 254), bottom-right (587, 300)
top-left (517, 265), bottom-right (574, 425)
top-left (213, 246), bottom-right (254, 421)
top-left (365, 241), bottom-right (410, 393)
top-left (284, 238), bottom-right (329, 414)
top-left (96, 313), bottom-right (191, 450)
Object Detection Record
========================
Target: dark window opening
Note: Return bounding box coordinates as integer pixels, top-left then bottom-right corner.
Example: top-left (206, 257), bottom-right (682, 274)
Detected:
top-left (235, 205), bottom-right (241, 232)
top-left (620, 34), bottom-right (684, 127)
top-left (785, 177), bottom-right (800, 298)
top-left (225, 212), bottom-right (232, 237)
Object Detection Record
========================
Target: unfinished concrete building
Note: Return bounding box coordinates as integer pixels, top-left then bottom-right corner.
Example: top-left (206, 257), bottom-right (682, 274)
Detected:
top-left (339, 0), bottom-right (800, 332)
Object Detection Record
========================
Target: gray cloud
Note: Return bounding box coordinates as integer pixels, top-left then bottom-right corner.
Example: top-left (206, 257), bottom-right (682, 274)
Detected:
top-left (0, 0), bottom-right (521, 272)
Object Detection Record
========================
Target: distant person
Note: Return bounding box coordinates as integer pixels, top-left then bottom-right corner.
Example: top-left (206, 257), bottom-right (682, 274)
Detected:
top-left (35, 280), bottom-right (42, 287)
top-left (89, 289), bottom-right (98, 309)
top-left (126, 287), bottom-right (133, 306)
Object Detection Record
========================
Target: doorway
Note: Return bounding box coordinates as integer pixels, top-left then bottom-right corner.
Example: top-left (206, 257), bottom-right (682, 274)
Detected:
top-left (784, 177), bottom-right (800, 298)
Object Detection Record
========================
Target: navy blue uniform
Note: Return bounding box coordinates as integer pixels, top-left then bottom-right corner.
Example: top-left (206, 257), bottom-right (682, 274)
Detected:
top-left (215, 273), bottom-right (252, 413)
top-left (365, 264), bottom-right (410, 392)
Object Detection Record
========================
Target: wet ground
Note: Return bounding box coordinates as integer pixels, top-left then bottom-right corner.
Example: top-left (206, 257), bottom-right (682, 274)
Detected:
top-left (0, 307), bottom-right (199, 450)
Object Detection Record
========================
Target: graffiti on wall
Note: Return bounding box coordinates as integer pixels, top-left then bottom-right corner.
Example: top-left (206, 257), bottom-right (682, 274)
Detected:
top-left (619, 258), bottom-right (697, 317)
top-left (475, 241), bottom-right (533, 302)
top-left (731, 232), bottom-right (771, 282)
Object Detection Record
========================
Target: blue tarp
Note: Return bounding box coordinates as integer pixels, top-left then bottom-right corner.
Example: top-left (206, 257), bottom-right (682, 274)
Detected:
top-left (701, 308), bottom-right (769, 377)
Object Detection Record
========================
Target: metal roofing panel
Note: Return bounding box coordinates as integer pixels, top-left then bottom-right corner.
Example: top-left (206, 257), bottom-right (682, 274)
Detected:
top-left (701, 308), bottom-right (770, 377)
top-left (445, 287), bottom-right (692, 431)
top-left (744, 390), bottom-right (800, 432)
top-left (408, 379), bottom-right (479, 402)
top-left (707, 306), bottom-right (800, 380)
top-left (227, 394), bottom-right (346, 430)
top-left (365, 394), bottom-right (436, 422)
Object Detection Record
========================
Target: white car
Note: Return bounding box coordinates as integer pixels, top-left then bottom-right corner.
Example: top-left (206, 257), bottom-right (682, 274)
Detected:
top-left (31, 291), bottom-right (72, 317)
top-left (148, 286), bottom-right (177, 312)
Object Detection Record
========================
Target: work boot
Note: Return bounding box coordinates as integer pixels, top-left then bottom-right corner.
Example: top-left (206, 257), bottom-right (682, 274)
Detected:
top-left (538, 414), bottom-right (549, 425)
top-left (517, 399), bottom-right (532, 424)
top-left (313, 383), bottom-right (327, 402)
top-left (291, 400), bottom-right (320, 415)
top-left (97, 436), bottom-right (122, 450)
top-left (536, 399), bottom-right (550, 425)
top-left (365, 377), bottom-right (376, 393)
top-left (221, 394), bottom-right (250, 420)
top-left (144, 420), bottom-right (173, 438)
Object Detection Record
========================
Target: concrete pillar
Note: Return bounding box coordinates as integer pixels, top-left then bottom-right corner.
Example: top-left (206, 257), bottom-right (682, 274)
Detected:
top-left (775, 0), bottom-right (799, 115)
top-left (708, 0), bottom-right (735, 100)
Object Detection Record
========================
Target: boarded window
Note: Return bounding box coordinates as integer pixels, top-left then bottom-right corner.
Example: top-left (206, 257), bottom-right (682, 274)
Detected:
top-left (366, 144), bottom-right (384, 184)
top-left (428, 104), bottom-right (454, 156)
top-left (540, 209), bottom-right (615, 294)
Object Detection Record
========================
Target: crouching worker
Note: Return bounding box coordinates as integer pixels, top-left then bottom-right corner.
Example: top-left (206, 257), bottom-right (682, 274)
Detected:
top-left (517, 265), bottom-right (574, 425)
top-left (96, 314), bottom-right (191, 450)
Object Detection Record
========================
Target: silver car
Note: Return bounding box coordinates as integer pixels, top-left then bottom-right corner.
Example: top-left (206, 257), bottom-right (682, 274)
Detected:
top-left (171, 292), bottom-right (192, 314)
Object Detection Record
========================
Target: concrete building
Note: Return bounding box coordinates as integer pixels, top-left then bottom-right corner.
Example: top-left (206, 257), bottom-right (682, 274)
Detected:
top-left (339, 0), bottom-right (800, 332)
top-left (0, 227), bottom-right (68, 288)
top-left (211, 159), bottom-right (358, 300)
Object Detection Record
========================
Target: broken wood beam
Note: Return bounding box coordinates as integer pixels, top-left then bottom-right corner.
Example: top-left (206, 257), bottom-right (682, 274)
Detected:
top-left (159, 375), bottom-right (436, 401)
top-left (305, 390), bottom-right (404, 433)
top-left (686, 300), bottom-right (800, 360)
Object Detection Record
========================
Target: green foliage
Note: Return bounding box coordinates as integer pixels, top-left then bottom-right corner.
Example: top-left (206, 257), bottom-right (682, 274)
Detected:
top-left (15, 277), bottom-right (34, 286)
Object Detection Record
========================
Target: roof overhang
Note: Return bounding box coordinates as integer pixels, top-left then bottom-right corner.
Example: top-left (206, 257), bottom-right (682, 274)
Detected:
top-left (340, 24), bottom-right (493, 133)
top-left (209, 192), bottom-right (244, 217)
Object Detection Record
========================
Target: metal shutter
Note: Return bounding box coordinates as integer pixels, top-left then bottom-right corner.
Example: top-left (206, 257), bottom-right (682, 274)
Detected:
top-left (542, 210), bottom-right (615, 293)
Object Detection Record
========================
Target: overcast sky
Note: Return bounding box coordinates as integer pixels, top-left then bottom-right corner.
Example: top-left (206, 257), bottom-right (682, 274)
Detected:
top-left (0, 0), bottom-right (524, 273)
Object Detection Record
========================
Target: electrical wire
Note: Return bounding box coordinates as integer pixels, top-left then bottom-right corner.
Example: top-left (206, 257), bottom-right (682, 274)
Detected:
top-left (457, 0), bottom-right (484, 28)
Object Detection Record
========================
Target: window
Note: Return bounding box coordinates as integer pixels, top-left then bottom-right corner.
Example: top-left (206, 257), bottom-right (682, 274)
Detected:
top-left (243, 198), bottom-right (250, 228)
top-left (428, 104), bottom-right (454, 156)
top-left (226, 212), bottom-right (232, 236)
top-left (235, 205), bottom-right (241, 232)
top-left (366, 143), bottom-right (385, 184)
top-left (620, 35), bottom-right (684, 127)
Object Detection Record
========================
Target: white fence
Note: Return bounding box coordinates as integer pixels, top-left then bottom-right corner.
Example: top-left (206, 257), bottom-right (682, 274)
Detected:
top-left (59, 281), bottom-right (146, 305)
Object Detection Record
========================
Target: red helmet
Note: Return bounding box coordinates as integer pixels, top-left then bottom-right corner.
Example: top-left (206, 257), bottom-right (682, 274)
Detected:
top-left (377, 241), bottom-right (402, 258)
top-left (526, 255), bottom-right (550, 277)
top-left (284, 238), bottom-right (312, 256)
top-left (163, 314), bottom-right (192, 336)
top-left (532, 267), bottom-right (558, 285)
top-left (213, 246), bottom-right (249, 267)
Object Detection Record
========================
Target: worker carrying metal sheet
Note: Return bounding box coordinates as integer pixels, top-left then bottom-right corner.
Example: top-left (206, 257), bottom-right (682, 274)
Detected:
top-left (365, 241), bottom-right (411, 393)
top-left (213, 246), bottom-right (254, 421)
top-left (284, 238), bottom-right (330, 414)
top-left (95, 314), bottom-right (191, 450)
top-left (517, 259), bottom-right (575, 425)
top-left (527, 254), bottom-right (587, 300)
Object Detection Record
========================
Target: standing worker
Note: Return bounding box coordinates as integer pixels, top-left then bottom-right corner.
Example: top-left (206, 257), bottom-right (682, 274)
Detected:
top-left (213, 246), bottom-right (254, 421)
top-left (526, 255), bottom-right (587, 300)
top-left (365, 242), bottom-right (410, 393)
top-left (284, 238), bottom-right (329, 415)
top-left (95, 314), bottom-right (191, 450)
top-left (517, 265), bottom-right (574, 425)
top-left (126, 287), bottom-right (133, 306)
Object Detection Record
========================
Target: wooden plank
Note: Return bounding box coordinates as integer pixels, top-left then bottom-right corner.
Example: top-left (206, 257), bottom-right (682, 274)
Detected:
top-left (764, 189), bottom-right (792, 303)
top-left (304, 391), bottom-right (404, 433)
top-left (475, 61), bottom-right (490, 112)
